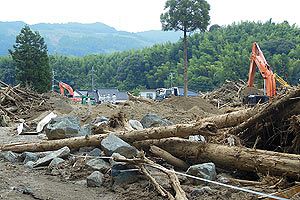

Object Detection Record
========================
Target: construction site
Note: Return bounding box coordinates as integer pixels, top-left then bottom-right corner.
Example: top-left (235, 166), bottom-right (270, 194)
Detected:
top-left (0, 39), bottom-right (300, 200)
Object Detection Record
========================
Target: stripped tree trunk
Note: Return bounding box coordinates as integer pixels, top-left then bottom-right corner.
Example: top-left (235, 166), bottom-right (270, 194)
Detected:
top-left (134, 138), bottom-right (300, 179)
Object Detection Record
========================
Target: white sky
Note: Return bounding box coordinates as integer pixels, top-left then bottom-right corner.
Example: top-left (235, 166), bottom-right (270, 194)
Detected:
top-left (0, 0), bottom-right (299, 32)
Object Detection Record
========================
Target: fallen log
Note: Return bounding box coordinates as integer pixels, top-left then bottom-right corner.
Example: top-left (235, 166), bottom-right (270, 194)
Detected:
top-left (134, 138), bottom-right (300, 179)
top-left (0, 121), bottom-right (216, 152)
top-left (150, 145), bottom-right (189, 170)
top-left (198, 108), bottom-right (256, 129)
top-left (0, 134), bottom-right (107, 152)
top-left (119, 122), bottom-right (217, 143)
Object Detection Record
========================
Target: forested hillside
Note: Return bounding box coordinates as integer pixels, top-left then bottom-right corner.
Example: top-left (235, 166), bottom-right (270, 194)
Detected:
top-left (0, 21), bottom-right (181, 56)
top-left (0, 21), bottom-right (299, 92)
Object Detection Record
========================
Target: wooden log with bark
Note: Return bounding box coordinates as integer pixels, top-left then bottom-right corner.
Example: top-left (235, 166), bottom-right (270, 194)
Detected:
top-left (134, 138), bottom-right (300, 179)
top-left (198, 108), bottom-right (256, 129)
top-left (0, 120), bottom-right (216, 152)
top-left (150, 145), bottom-right (189, 170)
top-left (0, 134), bottom-right (107, 153)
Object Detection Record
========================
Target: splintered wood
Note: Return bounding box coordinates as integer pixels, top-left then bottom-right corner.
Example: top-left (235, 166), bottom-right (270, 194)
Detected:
top-left (0, 80), bottom-right (51, 120)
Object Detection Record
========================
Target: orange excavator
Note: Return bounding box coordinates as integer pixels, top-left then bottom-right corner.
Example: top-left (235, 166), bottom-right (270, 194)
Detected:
top-left (58, 81), bottom-right (81, 102)
top-left (243, 42), bottom-right (290, 104)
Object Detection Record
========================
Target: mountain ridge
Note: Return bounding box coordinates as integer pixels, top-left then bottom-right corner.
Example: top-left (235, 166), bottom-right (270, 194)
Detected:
top-left (0, 21), bottom-right (181, 56)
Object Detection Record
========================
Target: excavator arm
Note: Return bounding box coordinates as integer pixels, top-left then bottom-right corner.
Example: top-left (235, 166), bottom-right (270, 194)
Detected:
top-left (247, 42), bottom-right (276, 97)
top-left (59, 82), bottom-right (74, 97)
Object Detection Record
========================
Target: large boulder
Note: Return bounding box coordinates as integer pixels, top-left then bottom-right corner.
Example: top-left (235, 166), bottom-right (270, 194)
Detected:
top-left (33, 146), bottom-right (70, 168)
top-left (186, 162), bottom-right (217, 184)
top-left (45, 116), bottom-right (81, 140)
top-left (140, 113), bottom-right (173, 128)
top-left (101, 133), bottom-right (138, 158)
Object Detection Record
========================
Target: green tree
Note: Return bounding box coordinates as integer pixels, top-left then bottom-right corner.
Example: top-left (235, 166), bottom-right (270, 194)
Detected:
top-left (9, 25), bottom-right (51, 93)
top-left (160, 0), bottom-right (210, 96)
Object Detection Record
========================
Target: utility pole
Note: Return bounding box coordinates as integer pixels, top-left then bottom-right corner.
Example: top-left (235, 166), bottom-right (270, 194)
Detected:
top-left (169, 72), bottom-right (174, 88)
top-left (52, 69), bottom-right (55, 92)
top-left (91, 66), bottom-right (94, 91)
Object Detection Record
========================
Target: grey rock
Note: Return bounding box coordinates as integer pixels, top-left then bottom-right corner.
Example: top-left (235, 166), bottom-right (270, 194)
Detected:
top-left (0, 151), bottom-right (19, 163)
top-left (88, 148), bottom-right (103, 157)
top-left (33, 146), bottom-right (70, 168)
top-left (20, 152), bottom-right (38, 164)
top-left (86, 158), bottom-right (110, 173)
top-left (101, 133), bottom-right (138, 158)
top-left (79, 124), bottom-right (92, 137)
top-left (49, 157), bottom-right (64, 168)
top-left (129, 119), bottom-right (143, 130)
top-left (45, 116), bottom-right (81, 140)
top-left (110, 153), bottom-right (141, 186)
top-left (87, 171), bottom-right (104, 187)
top-left (186, 162), bottom-right (216, 184)
top-left (24, 161), bottom-right (34, 169)
top-left (140, 113), bottom-right (173, 128)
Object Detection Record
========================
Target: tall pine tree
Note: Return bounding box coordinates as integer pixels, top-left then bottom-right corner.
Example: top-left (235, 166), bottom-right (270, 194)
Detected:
top-left (161, 0), bottom-right (210, 96)
top-left (9, 25), bottom-right (51, 93)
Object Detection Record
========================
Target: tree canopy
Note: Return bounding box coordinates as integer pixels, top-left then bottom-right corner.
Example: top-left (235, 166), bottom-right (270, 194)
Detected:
top-left (161, 0), bottom-right (210, 96)
top-left (9, 25), bottom-right (51, 93)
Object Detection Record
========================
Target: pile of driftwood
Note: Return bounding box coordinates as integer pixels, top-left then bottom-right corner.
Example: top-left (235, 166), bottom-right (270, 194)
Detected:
top-left (202, 80), bottom-right (247, 107)
top-left (0, 80), bottom-right (50, 121)
top-left (1, 87), bottom-right (300, 199)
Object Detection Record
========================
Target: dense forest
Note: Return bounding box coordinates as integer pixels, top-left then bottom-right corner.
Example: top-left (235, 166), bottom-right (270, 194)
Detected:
top-left (0, 20), bottom-right (299, 92)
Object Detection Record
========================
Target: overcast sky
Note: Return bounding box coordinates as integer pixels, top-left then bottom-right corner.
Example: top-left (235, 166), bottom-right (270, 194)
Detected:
top-left (0, 0), bottom-right (299, 32)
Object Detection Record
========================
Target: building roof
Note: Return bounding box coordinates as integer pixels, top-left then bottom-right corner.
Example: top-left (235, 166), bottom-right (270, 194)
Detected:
top-left (177, 87), bottom-right (198, 96)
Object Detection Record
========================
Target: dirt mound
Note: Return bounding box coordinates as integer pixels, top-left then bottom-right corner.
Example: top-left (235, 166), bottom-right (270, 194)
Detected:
top-left (162, 96), bottom-right (220, 114)
top-left (67, 95), bottom-right (220, 125)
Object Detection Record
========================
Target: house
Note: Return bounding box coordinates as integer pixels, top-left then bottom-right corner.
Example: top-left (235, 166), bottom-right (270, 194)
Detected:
top-left (139, 89), bottom-right (156, 100)
top-left (75, 88), bottom-right (128, 103)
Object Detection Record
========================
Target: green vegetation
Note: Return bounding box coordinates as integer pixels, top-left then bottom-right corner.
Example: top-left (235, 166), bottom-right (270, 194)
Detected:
top-left (0, 21), bottom-right (299, 92)
top-left (9, 25), bottom-right (51, 93)
top-left (160, 0), bottom-right (210, 96)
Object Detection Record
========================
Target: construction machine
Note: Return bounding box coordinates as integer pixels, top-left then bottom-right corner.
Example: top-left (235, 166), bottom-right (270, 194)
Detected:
top-left (58, 81), bottom-right (81, 102)
top-left (242, 42), bottom-right (290, 105)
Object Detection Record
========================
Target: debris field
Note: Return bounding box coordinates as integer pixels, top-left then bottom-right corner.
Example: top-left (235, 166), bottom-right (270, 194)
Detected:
top-left (0, 80), bottom-right (300, 200)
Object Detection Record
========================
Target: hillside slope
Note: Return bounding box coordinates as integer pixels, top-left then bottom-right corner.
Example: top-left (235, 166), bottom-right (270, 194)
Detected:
top-left (0, 21), bottom-right (181, 56)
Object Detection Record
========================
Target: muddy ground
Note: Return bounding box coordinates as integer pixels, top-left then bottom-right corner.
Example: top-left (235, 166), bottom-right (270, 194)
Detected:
top-left (0, 94), bottom-right (297, 200)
